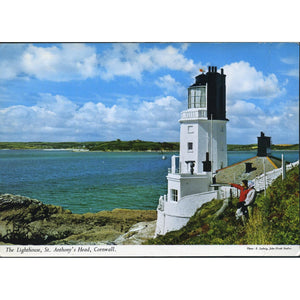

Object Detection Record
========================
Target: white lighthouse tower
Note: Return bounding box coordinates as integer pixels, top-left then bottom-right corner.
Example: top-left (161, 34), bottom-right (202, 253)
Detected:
top-left (155, 66), bottom-right (228, 235)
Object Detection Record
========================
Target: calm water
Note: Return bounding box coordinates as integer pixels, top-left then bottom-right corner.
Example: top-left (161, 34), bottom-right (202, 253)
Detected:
top-left (0, 150), bottom-right (298, 214)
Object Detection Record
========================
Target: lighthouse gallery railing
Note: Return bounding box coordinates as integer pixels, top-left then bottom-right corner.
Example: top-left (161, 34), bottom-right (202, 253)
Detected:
top-left (181, 109), bottom-right (207, 120)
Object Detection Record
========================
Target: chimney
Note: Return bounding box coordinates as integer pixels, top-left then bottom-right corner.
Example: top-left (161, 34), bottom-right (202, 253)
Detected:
top-left (208, 66), bottom-right (211, 72)
top-left (257, 131), bottom-right (271, 157)
top-left (202, 152), bottom-right (212, 172)
top-left (245, 163), bottom-right (252, 173)
top-left (221, 68), bottom-right (224, 74)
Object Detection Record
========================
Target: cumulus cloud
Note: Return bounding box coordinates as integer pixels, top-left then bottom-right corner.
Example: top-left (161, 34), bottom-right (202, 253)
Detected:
top-left (226, 99), bottom-right (299, 144)
top-left (154, 74), bottom-right (186, 96)
top-left (0, 91), bottom-right (298, 144)
top-left (0, 44), bottom-right (98, 81)
top-left (98, 43), bottom-right (197, 80)
top-left (222, 61), bottom-right (285, 101)
top-left (221, 61), bottom-right (298, 143)
top-left (0, 43), bottom-right (197, 82)
top-left (0, 44), bottom-right (28, 80)
top-left (0, 94), bottom-right (184, 142)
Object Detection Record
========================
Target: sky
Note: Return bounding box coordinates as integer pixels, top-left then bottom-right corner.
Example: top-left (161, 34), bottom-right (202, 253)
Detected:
top-left (0, 42), bottom-right (299, 144)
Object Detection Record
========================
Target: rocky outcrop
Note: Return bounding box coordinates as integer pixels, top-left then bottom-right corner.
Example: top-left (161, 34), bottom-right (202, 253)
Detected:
top-left (113, 220), bottom-right (157, 245)
top-left (0, 194), bottom-right (156, 245)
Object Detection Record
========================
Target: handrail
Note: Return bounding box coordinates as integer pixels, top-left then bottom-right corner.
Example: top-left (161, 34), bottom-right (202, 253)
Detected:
top-left (181, 109), bottom-right (207, 120)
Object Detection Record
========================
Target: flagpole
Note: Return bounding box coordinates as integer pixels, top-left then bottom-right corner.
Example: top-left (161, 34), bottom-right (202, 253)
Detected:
top-left (211, 113), bottom-right (213, 173)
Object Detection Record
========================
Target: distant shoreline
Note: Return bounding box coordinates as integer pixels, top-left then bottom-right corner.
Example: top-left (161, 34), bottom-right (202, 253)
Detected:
top-left (1, 149), bottom-right (299, 152)
top-left (1, 148), bottom-right (298, 152)
top-left (0, 140), bottom-right (298, 152)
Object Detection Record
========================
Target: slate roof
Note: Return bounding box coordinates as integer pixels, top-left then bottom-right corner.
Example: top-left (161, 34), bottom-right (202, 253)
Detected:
top-left (215, 155), bottom-right (287, 184)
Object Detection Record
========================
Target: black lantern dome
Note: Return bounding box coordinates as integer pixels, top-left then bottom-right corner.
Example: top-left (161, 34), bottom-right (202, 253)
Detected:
top-left (188, 66), bottom-right (227, 121)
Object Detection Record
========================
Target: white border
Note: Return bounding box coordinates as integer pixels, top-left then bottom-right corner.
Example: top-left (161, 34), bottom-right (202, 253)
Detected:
top-left (0, 2), bottom-right (298, 299)
top-left (0, 1), bottom-right (299, 42)
top-left (1, 244), bottom-right (299, 257)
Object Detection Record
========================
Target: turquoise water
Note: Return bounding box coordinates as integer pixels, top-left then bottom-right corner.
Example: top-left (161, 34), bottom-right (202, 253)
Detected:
top-left (0, 150), bottom-right (298, 214)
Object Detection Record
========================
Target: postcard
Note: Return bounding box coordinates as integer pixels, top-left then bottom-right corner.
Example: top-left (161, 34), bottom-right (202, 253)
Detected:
top-left (0, 42), bottom-right (299, 257)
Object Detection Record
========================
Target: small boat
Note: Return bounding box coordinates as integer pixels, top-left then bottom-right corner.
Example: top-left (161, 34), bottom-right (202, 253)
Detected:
top-left (162, 155), bottom-right (167, 160)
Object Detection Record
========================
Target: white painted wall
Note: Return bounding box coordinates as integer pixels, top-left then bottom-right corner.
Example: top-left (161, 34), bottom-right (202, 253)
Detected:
top-left (155, 190), bottom-right (218, 236)
top-left (167, 173), bottom-right (212, 201)
top-left (155, 103), bottom-right (228, 236)
top-left (211, 120), bottom-right (228, 171)
top-left (179, 113), bottom-right (227, 174)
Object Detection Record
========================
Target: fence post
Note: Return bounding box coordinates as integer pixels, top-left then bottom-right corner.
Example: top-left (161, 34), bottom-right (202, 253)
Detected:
top-left (263, 158), bottom-right (266, 196)
top-left (282, 154), bottom-right (286, 180)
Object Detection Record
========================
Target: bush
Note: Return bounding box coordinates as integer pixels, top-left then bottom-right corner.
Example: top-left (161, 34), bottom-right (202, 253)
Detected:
top-left (254, 166), bottom-right (299, 244)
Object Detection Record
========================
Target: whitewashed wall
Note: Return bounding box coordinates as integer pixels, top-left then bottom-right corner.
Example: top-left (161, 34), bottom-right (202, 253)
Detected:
top-left (179, 117), bottom-right (227, 174)
top-left (155, 191), bottom-right (218, 236)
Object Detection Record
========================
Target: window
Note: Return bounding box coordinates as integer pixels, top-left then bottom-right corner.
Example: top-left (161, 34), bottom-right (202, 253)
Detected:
top-left (188, 125), bottom-right (194, 133)
top-left (188, 142), bottom-right (193, 151)
top-left (188, 86), bottom-right (206, 109)
top-left (171, 189), bottom-right (178, 202)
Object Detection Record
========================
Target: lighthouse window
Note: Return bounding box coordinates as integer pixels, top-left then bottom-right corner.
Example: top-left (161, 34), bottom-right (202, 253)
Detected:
top-left (188, 86), bottom-right (206, 109)
top-left (171, 189), bottom-right (178, 202)
top-left (188, 142), bottom-right (193, 151)
top-left (188, 126), bottom-right (194, 133)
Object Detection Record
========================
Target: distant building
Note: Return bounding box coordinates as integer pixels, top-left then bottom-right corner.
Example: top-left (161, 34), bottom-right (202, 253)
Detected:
top-left (257, 131), bottom-right (271, 157)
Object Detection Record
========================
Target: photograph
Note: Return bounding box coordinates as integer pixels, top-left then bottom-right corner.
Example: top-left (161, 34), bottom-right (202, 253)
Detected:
top-left (0, 42), bottom-right (299, 257)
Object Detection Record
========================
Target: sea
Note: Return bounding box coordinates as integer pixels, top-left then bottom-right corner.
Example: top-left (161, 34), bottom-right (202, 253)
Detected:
top-left (0, 150), bottom-right (298, 214)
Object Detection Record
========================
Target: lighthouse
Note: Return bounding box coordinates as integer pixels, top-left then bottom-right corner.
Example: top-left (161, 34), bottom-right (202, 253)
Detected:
top-left (155, 66), bottom-right (228, 235)
top-left (180, 65), bottom-right (228, 175)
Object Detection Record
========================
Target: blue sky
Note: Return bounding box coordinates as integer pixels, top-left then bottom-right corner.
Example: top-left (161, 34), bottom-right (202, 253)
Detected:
top-left (0, 42), bottom-right (298, 144)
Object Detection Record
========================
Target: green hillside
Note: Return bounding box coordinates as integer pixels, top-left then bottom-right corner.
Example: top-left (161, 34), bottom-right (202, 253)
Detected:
top-left (0, 141), bottom-right (298, 151)
top-left (145, 165), bottom-right (299, 245)
top-left (0, 140), bottom-right (179, 151)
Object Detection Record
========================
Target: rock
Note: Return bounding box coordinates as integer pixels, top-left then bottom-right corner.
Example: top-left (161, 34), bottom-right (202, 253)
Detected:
top-left (214, 198), bottom-right (231, 219)
top-left (113, 220), bottom-right (157, 245)
top-left (0, 194), bottom-right (157, 245)
top-left (0, 194), bottom-right (41, 210)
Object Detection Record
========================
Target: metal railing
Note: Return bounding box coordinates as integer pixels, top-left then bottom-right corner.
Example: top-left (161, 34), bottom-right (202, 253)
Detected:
top-left (159, 160), bottom-right (299, 212)
top-left (253, 160), bottom-right (299, 192)
top-left (181, 109), bottom-right (207, 120)
top-left (218, 160), bottom-right (299, 196)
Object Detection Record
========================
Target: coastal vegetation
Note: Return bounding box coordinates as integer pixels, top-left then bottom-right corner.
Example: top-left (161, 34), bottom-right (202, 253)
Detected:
top-left (0, 140), bottom-right (179, 151)
top-left (145, 165), bottom-right (299, 245)
top-left (0, 140), bottom-right (298, 151)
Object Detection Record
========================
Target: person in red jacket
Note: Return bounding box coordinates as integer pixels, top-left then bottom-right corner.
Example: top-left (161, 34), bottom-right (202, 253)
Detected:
top-left (229, 180), bottom-right (250, 221)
